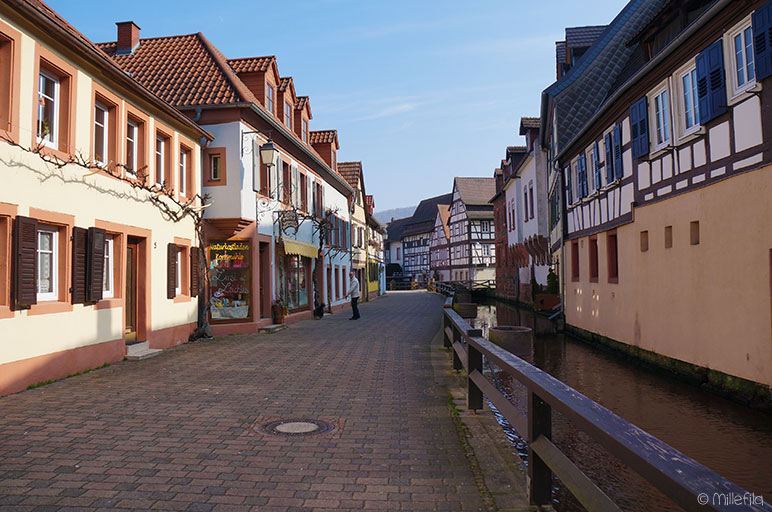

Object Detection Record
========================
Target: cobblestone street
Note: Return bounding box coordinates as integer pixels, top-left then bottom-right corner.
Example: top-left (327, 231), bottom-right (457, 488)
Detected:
top-left (0, 292), bottom-right (489, 511)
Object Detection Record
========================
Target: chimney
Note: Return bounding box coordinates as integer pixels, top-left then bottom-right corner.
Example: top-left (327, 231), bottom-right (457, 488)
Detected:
top-left (116, 21), bottom-right (140, 55)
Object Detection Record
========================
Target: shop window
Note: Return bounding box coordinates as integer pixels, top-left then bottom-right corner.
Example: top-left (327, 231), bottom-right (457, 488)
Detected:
top-left (285, 255), bottom-right (309, 310)
top-left (589, 236), bottom-right (599, 282)
top-left (607, 231), bottom-right (618, 283)
top-left (209, 240), bottom-right (251, 320)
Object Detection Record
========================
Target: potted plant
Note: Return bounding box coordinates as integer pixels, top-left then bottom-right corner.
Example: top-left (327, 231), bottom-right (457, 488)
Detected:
top-left (271, 299), bottom-right (288, 324)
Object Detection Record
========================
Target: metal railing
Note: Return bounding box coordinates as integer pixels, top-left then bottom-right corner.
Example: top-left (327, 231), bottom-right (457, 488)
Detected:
top-left (439, 292), bottom-right (769, 512)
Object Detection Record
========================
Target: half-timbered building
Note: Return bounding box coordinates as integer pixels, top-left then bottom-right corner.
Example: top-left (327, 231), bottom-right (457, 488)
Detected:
top-left (429, 204), bottom-right (451, 281)
top-left (401, 193), bottom-right (451, 279)
top-left (448, 178), bottom-right (496, 283)
top-left (545, 0), bottom-right (772, 396)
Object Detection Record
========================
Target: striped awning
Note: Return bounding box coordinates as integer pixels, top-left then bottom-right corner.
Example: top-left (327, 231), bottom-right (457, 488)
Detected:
top-left (282, 238), bottom-right (318, 259)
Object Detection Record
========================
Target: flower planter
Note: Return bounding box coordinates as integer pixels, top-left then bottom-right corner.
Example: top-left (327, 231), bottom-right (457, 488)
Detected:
top-left (489, 325), bottom-right (533, 358)
top-left (271, 305), bottom-right (286, 324)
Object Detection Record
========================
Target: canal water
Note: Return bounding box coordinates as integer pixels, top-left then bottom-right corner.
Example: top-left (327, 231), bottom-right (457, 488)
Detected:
top-left (472, 299), bottom-right (772, 512)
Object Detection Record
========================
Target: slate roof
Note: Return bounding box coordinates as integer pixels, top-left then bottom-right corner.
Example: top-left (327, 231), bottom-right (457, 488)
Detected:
top-left (543, 0), bottom-right (668, 154)
top-left (566, 25), bottom-right (608, 47)
top-left (402, 193), bottom-right (452, 237)
top-left (98, 33), bottom-right (257, 107)
top-left (337, 161), bottom-right (362, 189)
top-left (556, 41), bottom-right (567, 65)
top-left (309, 130), bottom-right (337, 144)
top-left (455, 177), bottom-right (496, 207)
top-left (386, 216), bottom-right (411, 242)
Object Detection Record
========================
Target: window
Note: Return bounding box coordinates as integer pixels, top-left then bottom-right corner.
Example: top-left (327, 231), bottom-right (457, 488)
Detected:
top-left (126, 120), bottom-right (137, 175)
top-left (482, 244), bottom-right (490, 257)
top-left (155, 135), bottom-right (165, 186)
top-left (210, 154), bottom-right (221, 180)
top-left (571, 240), bottom-right (579, 281)
top-left (266, 83), bottom-right (275, 114)
top-left (640, 230), bottom-right (649, 252)
top-left (653, 87), bottom-right (671, 148)
top-left (37, 227), bottom-right (58, 301)
top-left (680, 66), bottom-right (700, 132)
top-left (665, 225), bottom-right (673, 248)
top-left (690, 221), bottom-right (700, 245)
top-left (302, 118), bottom-right (308, 144)
top-left (179, 148), bottom-right (190, 196)
top-left (529, 183), bottom-right (534, 219)
top-left (94, 103), bottom-right (108, 165)
top-left (285, 102), bottom-right (292, 129)
top-left (523, 186), bottom-right (529, 221)
top-left (37, 71), bottom-right (59, 148)
top-left (731, 21), bottom-right (755, 94)
top-left (607, 232), bottom-right (618, 283)
top-left (481, 221), bottom-right (489, 233)
top-left (103, 236), bottom-right (114, 298)
top-left (589, 237), bottom-right (599, 282)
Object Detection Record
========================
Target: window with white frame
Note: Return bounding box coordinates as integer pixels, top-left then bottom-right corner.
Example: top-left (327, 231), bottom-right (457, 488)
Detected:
top-left (37, 71), bottom-right (59, 148)
top-left (266, 83), bottom-right (275, 114)
top-left (155, 136), bottom-right (165, 185)
top-left (103, 236), bottom-right (114, 298)
top-left (210, 154), bottom-right (221, 181)
top-left (285, 102), bottom-right (292, 129)
top-left (302, 118), bottom-right (308, 144)
top-left (652, 86), bottom-right (671, 149)
top-left (679, 65), bottom-right (700, 134)
top-left (179, 149), bottom-right (187, 196)
top-left (94, 103), bottom-right (108, 165)
top-left (175, 248), bottom-right (181, 296)
top-left (126, 120), bottom-right (138, 176)
top-left (481, 221), bottom-right (489, 232)
top-left (37, 227), bottom-right (58, 301)
top-left (729, 18), bottom-right (755, 96)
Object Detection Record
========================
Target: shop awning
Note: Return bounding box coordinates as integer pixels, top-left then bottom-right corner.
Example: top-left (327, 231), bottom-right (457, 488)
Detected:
top-left (282, 238), bottom-right (319, 259)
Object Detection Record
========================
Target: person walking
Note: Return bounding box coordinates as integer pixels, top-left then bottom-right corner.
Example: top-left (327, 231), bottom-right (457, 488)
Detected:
top-left (346, 271), bottom-right (361, 320)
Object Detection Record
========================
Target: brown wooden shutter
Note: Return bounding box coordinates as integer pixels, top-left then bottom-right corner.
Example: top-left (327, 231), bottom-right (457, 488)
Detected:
top-left (86, 227), bottom-right (105, 303)
top-left (167, 243), bottom-right (177, 299)
top-left (190, 247), bottom-right (199, 297)
top-left (71, 227), bottom-right (88, 304)
top-left (12, 216), bottom-right (38, 308)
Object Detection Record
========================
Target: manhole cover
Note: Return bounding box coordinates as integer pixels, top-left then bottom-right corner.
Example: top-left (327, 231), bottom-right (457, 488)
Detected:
top-left (259, 419), bottom-right (335, 437)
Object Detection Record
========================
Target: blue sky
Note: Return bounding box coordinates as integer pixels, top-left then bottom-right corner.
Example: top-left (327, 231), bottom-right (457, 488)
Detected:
top-left (49, 0), bottom-right (627, 211)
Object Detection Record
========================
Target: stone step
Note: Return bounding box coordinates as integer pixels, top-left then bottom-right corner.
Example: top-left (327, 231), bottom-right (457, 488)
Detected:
top-left (258, 324), bottom-right (288, 334)
top-left (126, 342), bottom-right (163, 361)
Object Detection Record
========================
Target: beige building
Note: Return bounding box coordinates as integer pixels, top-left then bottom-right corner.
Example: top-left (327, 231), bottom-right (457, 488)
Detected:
top-left (0, 1), bottom-right (211, 395)
top-left (338, 161), bottom-right (367, 288)
top-left (545, 0), bottom-right (772, 399)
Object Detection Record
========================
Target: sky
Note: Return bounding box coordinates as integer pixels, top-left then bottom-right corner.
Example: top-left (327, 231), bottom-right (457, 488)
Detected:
top-left (48, 0), bottom-right (628, 212)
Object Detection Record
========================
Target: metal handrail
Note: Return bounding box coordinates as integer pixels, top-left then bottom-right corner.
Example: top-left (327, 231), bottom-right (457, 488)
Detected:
top-left (441, 307), bottom-right (771, 512)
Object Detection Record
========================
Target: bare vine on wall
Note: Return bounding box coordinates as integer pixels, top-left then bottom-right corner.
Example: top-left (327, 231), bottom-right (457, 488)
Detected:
top-left (1, 134), bottom-right (215, 333)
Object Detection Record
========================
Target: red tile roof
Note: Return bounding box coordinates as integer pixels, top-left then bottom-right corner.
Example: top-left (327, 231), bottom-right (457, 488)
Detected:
top-left (520, 117), bottom-right (540, 129)
top-left (295, 96), bottom-right (312, 118)
top-left (337, 161), bottom-right (362, 188)
top-left (98, 33), bottom-right (257, 106)
top-left (227, 56), bottom-right (275, 73)
top-left (310, 130), bottom-right (337, 145)
top-left (278, 77), bottom-right (292, 92)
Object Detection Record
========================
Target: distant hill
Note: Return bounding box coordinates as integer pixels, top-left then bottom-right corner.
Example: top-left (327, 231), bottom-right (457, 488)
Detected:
top-left (374, 206), bottom-right (416, 225)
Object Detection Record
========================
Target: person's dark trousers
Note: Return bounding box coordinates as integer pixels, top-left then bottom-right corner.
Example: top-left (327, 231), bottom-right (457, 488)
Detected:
top-left (351, 297), bottom-right (360, 319)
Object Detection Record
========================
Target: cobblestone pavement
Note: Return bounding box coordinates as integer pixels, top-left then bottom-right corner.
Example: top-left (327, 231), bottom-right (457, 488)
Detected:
top-left (0, 292), bottom-right (488, 511)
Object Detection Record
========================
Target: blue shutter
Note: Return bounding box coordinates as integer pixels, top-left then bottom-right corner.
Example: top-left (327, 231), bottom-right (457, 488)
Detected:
top-left (696, 40), bottom-right (727, 124)
top-left (578, 154), bottom-right (588, 198)
top-left (565, 165), bottom-right (572, 205)
top-left (593, 142), bottom-right (601, 190)
top-left (753, 1), bottom-right (772, 81)
top-left (604, 132), bottom-right (614, 183)
top-left (613, 124), bottom-right (623, 180)
top-left (629, 97), bottom-right (648, 159)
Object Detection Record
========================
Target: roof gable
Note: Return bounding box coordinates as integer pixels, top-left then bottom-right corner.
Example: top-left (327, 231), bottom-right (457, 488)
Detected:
top-left (295, 96), bottom-right (312, 119)
top-left (454, 177), bottom-right (496, 207)
top-left (98, 33), bottom-right (257, 106)
top-left (310, 130), bottom-right (339, 149)
top-left (228, 55), bottom-right (280, 84)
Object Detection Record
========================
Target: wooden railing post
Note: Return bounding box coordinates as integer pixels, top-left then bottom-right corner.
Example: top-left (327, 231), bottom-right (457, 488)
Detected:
top-left (528, 391), bottom-right (552, 506)
top-left (467, 338), bottom-right (483, 411)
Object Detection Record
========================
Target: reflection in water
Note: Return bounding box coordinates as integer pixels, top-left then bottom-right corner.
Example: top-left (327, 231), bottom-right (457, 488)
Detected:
top-left (473, 300), bottom-right (772, 512)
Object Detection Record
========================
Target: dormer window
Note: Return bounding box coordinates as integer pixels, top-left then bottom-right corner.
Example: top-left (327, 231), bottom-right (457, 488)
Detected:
top-left (284, 102), bottom-right (292, 129)
top-left (266, 83), bottom-right (274, 114)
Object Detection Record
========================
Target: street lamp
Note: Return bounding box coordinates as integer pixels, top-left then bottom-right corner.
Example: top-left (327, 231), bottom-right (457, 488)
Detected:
top-left (241, 129), bottom-right (277, 167)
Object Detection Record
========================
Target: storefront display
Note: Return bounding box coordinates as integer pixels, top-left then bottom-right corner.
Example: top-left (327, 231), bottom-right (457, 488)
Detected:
top-left (209, 240), bottom-right (251, 320)
top-left (285, 255), bottom-right (308, 310)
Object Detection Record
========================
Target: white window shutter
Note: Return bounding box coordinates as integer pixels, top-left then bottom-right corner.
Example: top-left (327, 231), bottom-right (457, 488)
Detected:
top-left (307, 176), bottom-right (313, 213)
top-left (252, 139), bottom-right (260, 192)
